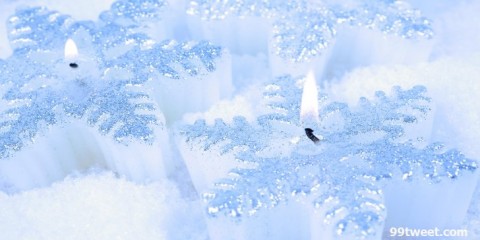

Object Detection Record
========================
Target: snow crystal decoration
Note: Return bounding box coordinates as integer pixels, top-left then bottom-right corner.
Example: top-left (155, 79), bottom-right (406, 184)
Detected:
top-left (0, 0), bottom-right (223, 159)
top-left (188, 0), bottom-right (433, 62)
top-left (181, 75), bottom-right (477, 239)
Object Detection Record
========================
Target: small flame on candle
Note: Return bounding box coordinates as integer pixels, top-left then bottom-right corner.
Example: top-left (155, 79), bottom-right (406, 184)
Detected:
top-left (64, 38), bottom-right (79, 60)
top-left (300, 71), bottom-right (319, 125)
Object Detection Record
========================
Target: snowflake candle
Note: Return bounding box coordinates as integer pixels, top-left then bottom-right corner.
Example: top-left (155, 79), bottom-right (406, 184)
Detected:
top-left (0, 0), bottom-right (229, 191)
top-left (179, 74), bottom-right (477, 240)
top-left (188, 0), bottom-right (434, 62)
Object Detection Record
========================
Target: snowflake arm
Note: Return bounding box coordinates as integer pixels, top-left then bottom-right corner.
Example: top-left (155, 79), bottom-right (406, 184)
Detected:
top-left (87, 80), bottom-right (159, 144)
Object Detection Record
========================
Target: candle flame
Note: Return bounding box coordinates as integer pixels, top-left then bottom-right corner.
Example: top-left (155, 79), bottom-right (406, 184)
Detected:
top-left (64, 38), bottom-right (78, 60)
top-left (300, 71), bottom-right (319, 126)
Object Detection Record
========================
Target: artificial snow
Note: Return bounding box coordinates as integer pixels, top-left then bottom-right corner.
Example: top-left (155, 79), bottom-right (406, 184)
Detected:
top-left (0, 173), bottom-right (207, 240)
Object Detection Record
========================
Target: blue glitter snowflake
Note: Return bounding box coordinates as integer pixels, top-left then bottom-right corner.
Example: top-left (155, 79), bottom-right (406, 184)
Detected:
top-left (0, 0), bottom-right (223, 159)
top-left (181, 75), bottom-right (477, 239)
top-left (188, 0), bottom-right (433, 62)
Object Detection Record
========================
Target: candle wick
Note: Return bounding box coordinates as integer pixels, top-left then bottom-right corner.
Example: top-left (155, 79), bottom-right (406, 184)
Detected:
top-left (305, 128), bottom-right (321, 144)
